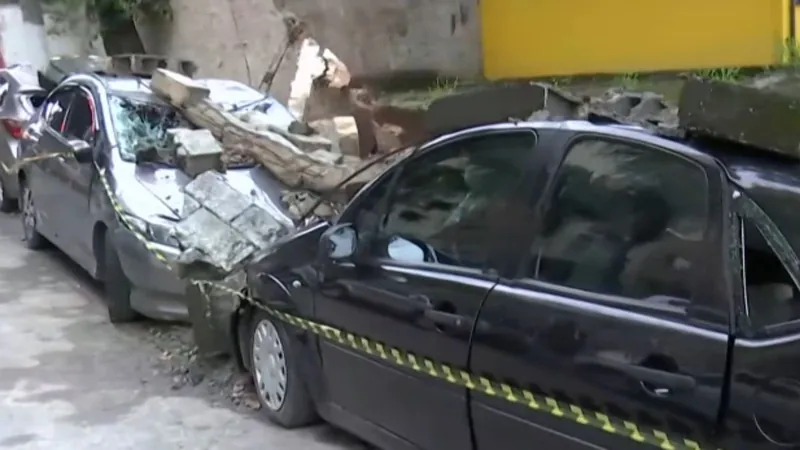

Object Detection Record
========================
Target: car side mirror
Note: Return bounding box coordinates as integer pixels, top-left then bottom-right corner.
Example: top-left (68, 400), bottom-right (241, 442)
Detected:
top-left (319, 223), bottom-right (358, 262)
top-left (69, 140), bottom-right (92, 164)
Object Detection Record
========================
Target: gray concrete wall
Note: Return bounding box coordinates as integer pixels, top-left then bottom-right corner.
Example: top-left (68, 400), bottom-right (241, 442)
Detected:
top-left (137, 0), bottom-right (481, 98)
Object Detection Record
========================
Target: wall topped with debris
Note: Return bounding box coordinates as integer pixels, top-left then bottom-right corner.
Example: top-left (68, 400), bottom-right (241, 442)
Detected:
top-left (134, 0), bottom-right (481, 94)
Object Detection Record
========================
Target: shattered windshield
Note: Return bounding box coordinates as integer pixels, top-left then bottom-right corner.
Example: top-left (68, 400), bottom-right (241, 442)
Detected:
top-left (109, 94), bottom-right (191, 164)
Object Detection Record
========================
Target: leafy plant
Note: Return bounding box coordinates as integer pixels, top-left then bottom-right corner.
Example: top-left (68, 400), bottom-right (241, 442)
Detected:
top-left (43, 0), bottom-right (172, 27)
top-left (427, 77), bottom-right (460, 98)
top-left (782, 36), bottom-right (800, 66)
top-left (694, 67), bottom-right (741, 81)
top-left (616, 72), bottom-right (639, 89)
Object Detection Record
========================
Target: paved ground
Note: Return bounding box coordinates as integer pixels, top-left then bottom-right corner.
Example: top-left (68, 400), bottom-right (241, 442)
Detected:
top-left (0, 213), bottom-right (366, 450)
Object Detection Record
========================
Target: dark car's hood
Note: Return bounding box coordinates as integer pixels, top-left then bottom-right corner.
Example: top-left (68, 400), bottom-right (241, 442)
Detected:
top-left (246, 220), bottom-right (330, 279)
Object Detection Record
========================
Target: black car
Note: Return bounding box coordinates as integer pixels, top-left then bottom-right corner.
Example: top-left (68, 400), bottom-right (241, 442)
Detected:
top-left (228, 120), bottom-right (800, 450)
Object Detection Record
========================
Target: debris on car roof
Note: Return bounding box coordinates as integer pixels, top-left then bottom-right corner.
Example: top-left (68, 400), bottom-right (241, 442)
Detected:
top-left (678, 72), bottom-right (800, 159)
top-left (141, 52), bottom-right (800, 284)
top-left (39, 54), bottom-right (197, 89)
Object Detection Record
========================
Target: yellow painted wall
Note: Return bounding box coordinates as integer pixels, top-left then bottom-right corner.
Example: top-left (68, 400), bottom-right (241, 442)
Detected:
top-left (481, 0), bottom-right (791, 80)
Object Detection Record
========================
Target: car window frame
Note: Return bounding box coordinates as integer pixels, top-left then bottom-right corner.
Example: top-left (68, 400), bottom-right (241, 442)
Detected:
top-left (337, 127), bottom-right (541, 273)
top-left (512, 131), bottom-right (730, 330)
top-left (734, 191), bottom-right (800, 337)
top-left (40, 87), bottom-right (76, 133)
top-left (61, 86), bottom-right (98, 145)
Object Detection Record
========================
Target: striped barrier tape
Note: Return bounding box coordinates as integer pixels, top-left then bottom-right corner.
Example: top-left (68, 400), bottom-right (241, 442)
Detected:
top-left (0, 151), bottom-right (76, 175)
top-left (9, 153), bottom-right (723, 450)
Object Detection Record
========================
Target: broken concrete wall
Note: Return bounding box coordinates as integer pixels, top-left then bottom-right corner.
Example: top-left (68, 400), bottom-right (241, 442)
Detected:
top-left (135, 0), bottom-right (481, 99)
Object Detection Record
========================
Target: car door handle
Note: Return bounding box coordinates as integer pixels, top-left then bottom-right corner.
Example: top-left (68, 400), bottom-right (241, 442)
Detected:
top-left (423, 309), bottom-right (466, 329)
top-left (575, 357), bottom-right (696, 394)
top-left (333, 280), bottom-right (430, 316)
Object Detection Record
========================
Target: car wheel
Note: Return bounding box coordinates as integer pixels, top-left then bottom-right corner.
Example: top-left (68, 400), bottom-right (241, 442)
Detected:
top-left (103, 232), bottom-right (141, 323)
top-left (249, 310), bottom-right (317, 428)
top-left (19, 180), bottom-right (47, 249)
top-left (0, 179), bottom-right (17, 212)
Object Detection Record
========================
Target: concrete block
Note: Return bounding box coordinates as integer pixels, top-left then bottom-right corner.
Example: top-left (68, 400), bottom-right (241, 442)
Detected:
top-left (679, 75), bottom-right (800, 158)
top-left (229, 204), bottom-right (284, 249)
top-left (170, 128), bottom-right (225, 178)
top-left (172, 171), bottom-right (290, 281)
top-left (152, 68), bottom-right (211, 106)
top-left (426, 83), bottom-right (583, 137)
top-left (309, 115), bottom-right (360, 156)
top-left (174, 207), bottom-right (257, 275)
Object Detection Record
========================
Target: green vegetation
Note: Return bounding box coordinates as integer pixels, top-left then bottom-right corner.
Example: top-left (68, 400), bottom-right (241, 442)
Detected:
top-left (693, 67), bottom-right (741, 81)
top-left (427, 77), bottom-right (461, 98)
top-left (43, 0), bottom-right (172, 29)
top-left (615, 72), bottom-right (640, 89)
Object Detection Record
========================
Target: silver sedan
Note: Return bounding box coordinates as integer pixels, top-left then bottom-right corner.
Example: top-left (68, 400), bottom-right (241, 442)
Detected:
top-left (18, 70), bottom-right (295, 323)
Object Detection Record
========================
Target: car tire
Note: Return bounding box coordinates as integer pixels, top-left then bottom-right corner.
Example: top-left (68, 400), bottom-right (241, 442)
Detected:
top-left (103, 232), bottom-right (141, 323)
top-left (249, 310), bottom-right (317, 428)
top-left (19, 180), bottom-right (47, 249)
top-left (0, 179), bottom-right (17, 213)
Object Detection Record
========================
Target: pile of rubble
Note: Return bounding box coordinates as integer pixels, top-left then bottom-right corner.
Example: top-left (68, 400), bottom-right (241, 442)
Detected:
top-left (141, 43), bottom-right (800, 284)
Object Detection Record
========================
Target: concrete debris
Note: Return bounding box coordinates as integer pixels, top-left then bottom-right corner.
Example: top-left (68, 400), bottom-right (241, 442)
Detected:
top-left (319, 48), bottom-right (351, 89)
top-left (169, 128), bottom-right (225, 178)
top-left (172, 171), bottom-right (288, 280)
top-left (287, 38), bottom-right (352, 122)
top-left (309, 115), bottom-right (361, 157)
top-left (151, 68), bottom-right (388, 201)
top-left (232, 109), bottom-right (334, 153)
top-left (679, 73), bottom-right (800, 158)
top-left (288, 38), bottom-right (324, 121)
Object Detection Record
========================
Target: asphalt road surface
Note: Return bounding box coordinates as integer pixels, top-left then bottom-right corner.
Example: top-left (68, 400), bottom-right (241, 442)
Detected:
top-left (0, 213), bottom-right (367, 450)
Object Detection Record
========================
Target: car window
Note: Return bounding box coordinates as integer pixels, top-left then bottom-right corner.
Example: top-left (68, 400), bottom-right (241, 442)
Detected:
top-left (741, 218), bottom-right (800, 328)
top-left (109, 95), bottom-right (190, 163)
top-left (42, 90), bottom-right (73, 132)
top-left (737, 196), bottom-right (800, 332)
top-left (356, 131), bottom-right (536, 271)
top-left (62, 92), bottom-right (95, 143)
top-left (530, 137), bottom-right (709, 303)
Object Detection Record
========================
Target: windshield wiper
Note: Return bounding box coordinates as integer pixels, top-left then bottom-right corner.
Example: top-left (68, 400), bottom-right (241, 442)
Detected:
top-left (229, 95), bottom-right (272, 113)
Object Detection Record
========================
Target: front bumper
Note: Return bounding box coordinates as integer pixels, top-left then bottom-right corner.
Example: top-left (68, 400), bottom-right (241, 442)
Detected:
top-left (113, 227), bottom-right (188, 321)
top-left (113, 226), bottom-right (244, 356)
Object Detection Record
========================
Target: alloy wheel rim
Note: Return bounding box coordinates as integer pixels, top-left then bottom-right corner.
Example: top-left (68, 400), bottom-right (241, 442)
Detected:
top-left (252, 319), bottom-right (287, 411)
top-left (21, 187), bottom-right (35, 238)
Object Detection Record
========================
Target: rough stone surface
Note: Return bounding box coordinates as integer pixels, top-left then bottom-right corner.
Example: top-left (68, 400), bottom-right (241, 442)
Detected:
top-left (679, 74), bottom-right (800, 158)
top-left (372, 122), bottom-right (404, 153)
top-left (310, 116), bottom-right (361, 157)
top-left (173, 171), bottom-right (287, 280)
top-left (288, 38), bottom-right (325, 120)
top-left (151, 69), bottom-right (389, 207)
top-left (425, 83), bottom-right (584, 136)
top-left (170, 128), bottom-right (225, 178)
top-left (142, 0), bottom-right (480, 92)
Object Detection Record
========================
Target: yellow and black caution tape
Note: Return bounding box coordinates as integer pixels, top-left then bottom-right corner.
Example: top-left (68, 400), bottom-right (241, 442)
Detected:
top-left (10, 153), bottom-right (722, 450)
top-left (0, 152), bottom-right (76, 175)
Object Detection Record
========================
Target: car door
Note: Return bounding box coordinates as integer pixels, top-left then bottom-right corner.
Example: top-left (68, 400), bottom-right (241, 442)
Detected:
top-left (56, 87), bottom-right (99, 266)
top-left (469, 135), bottom-right (732, 450)
top-left (315, 129), bottom-right (540, 450)
top-left (25, 88), bottom-right (75, 243)
top-left (721, 194), bottom-right (800, 450)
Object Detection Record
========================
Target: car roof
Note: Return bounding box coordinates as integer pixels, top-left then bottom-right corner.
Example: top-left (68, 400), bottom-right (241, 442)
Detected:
top-left (439, 120), bottom-right (800, 253)
top-left (435, 119), bottom-right (800, 198)
top-left (98, 75), bottom-right (272, 107)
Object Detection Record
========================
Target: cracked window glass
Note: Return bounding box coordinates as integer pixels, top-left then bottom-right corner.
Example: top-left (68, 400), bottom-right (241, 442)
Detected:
top-left (109, 95), bottom-right (190, 164)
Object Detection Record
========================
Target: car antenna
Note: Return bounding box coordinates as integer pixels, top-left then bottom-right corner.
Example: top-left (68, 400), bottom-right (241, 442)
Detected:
top-left (296, 143), bottom-right (421, 225)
